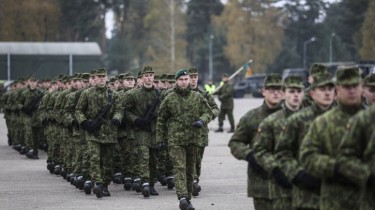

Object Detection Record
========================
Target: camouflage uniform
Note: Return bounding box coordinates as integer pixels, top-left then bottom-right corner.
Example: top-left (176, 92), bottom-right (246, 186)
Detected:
top-left (299, 67), bottom-right (365, 210)
top-left (228, 74), bottom-right (283, 210)
top-left (302, 64), bottom-right (329, 107)
top-left (156, 77), bottom-right (212, 201)
top-left (215, 79), bottom-right (235, 130)
top-left (336, 105), bottom-right (375, 210)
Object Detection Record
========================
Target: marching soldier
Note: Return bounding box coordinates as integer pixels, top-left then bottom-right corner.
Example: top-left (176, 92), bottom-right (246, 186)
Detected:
top-left (214, 73), bottom-right (235, 133)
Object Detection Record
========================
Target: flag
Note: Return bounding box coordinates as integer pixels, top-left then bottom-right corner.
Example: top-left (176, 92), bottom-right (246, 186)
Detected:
top-left (243, 62), bottom-right (253, 78)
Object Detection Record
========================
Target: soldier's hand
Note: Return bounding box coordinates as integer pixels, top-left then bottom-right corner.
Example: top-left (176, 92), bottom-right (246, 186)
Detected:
top-left (81, 120), bottom-right (96, 132)
top-left (158, 143), bottom-right (166, 151)
top-left (272, 167), bottom-right (292, 189)
top-left (246, 152), bottom-right (268, 179)
top-left (367, 175), bottom-right (375, 188)
top-left (293, 170), bottom-right (321, 190)
top-left (135, 118), bottom-right (148, 128)
top-left (72, 119), bottom-right (79, 127)
top-left (192, 119), bottom-right (204, 128)
top-left (111, 118), bottom-right (121, 126)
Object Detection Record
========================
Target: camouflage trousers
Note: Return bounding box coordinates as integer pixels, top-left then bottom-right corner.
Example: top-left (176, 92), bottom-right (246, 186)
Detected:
top-left (133, 145), bottom-right (159, 185)
top-left (169, 145), bottom-right (197, 200)
top-left (23, 117), bottom-right (38, 151)
top-left (59, 128), bottom-right (72, 171)
top-left (194, 146), bottom-right (205, 181)
top-left (49, 124), bottom-right (62, 164)
top-left (158, 142), bottom-right (174, 177)
top-left (113, 141), bottom-right (122, 174)
top-left (88, 141), bottom-right (115, 186)
top-left (273, 197), bottom-right (292, 210)
top-left (118, 137), bottom-right (136, 178)
top-left (253, 198), bottom-right (273, 210)
top-left (218, 108), bottom-right (235, 128)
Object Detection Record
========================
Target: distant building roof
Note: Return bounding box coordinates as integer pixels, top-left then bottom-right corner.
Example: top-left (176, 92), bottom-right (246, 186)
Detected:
top-left (0, 42), bottom-right (101, 55)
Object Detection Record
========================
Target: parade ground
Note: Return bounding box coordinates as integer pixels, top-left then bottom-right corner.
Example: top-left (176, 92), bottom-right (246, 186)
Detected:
top-left (0, 98), bottom-right (263, 210)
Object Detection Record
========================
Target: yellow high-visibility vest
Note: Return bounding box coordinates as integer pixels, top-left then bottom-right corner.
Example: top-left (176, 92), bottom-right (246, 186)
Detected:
top-left (204, 84), bottom-right (216, 94)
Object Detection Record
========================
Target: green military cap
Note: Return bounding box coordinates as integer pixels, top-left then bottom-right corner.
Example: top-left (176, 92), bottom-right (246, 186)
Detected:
top-left (61, 75), bottom-right (69, 83)
top-left (264, 73), bottom-right (283, 87)
top-left (81, 73), bottom-right (90, 81)
top-left (109, 78), bottom-right (116, 84)
top-left (138, 71), bottom-right (143, 78)
top-left (160, 73), bottom-right (168, 81)
top-left (309, 63), bottom-right (328, 76)
top-left (125, 72), bottom-right (135, 79)
top-left (72, 73), bottom-right (81, 80)
top-left (188, 67), bottom-right (198, 75)
top-left (154, 74), bottom-right (160, 81)
top-left (142, 65), bottom-right (154, 74)
top-left (311, 73), bottom-right (334, 89)
top-left (364, 74), bottom-right (375, 87)
top-left (44, 78), bottom-right (51, 82)
top-left (175, 68), bottom-right (189, 80)
top-left (95, 68), bottom-right (107, 76)
top-left (283, 75), bottom-right (304, 88)
top-left (334, 67), bottom-right (361, 85)
top-left (167, 74), bottom-right (175, 83)
top-left (28, 76), bottom-right (37, 81)
top-left (116, 73), bottom-right (126, 80)
top-left (90, 69), bottom-right (98, 76)
top-left (51, 80), bottom-right (57, 84)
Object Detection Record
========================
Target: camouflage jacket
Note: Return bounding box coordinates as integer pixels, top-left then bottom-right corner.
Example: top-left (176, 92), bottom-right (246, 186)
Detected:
top-left (228, 101), bottom-right (281, 198)
top-left (19, 87), bottom-right (43, 122)
top-left (253, 104), bottom-right (298, 199)
top-left (336, 105), bottom-right (375, 210)
top-left (35, 90), bottom-right (53, 124)
top-left (53, 88), bottom-right (74, 124)
top-left (113, 87), bottom-right (133, 138)
top-left (299, 103), bottom-right (365, 210)
top-left (75, 86), bottom-right (118, 144)
top-left (122, 86), bottom-right (160, 147)
top-left (45, 89), bottom-right (61, 122)
top-left (156, 86), bottom-right (212, 147)
top-left (215, 82), bottom-right (234, 109)
top-left (275, 103), bottom-right (332, 208)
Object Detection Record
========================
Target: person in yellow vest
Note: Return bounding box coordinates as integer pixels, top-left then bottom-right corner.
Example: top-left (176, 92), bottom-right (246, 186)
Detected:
top-left (204, 80), bottom-right (216, 94)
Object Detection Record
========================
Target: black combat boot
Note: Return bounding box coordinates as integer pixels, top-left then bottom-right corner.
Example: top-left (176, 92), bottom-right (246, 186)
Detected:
top-left (215, 127), bottom-right (223, 132)
top-left (54, 165), bottom-right (62, 175)
top-left (192, 180), bottom-right (201, 196)
top-left (83, 180), bottom-right (93, 194)
top-left (179, 197), bottom-right (189, 210)
top-left (19, 146), bottom-right (27, 155)
top-left (123, 177), bottom-right (133, 191)
top-left (112, 173), bottom-right (124, 184)
top-left (158, 175), bottom-right (168, 186)
top-left (149, 185), bottom-right (159, 196)
top-left (187, 199), bottom-right (196, 210)
top-left (141, 183), bottom-right (151, 198)
top-left (227, 126), bottom-right (235, 133)
top-left (132, 178), bottom-right (142, 192)
top-left (102, 185), bottom-right (111, 197)
top-left (167, 176), bottom-right (175, 189)
top-left (93, 183), bottom-right (104, 198)
top-left (69, 174), bottom-right (75, 184)
top-left (47, 162), bottom-right (55, 174)
top-left (76, 176), bottom-right (86, 190)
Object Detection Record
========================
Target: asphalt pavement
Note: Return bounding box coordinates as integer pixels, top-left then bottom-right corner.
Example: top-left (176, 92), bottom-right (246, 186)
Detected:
top-left (0, 98), bottom-right (263, 210)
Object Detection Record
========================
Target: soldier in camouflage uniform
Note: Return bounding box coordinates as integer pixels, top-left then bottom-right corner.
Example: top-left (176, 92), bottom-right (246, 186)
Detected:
top-left (275, 73), bottom-right (335, 210)
top-left (228, 74), bottom-right (283, 210)
top-left (114, 66), bottom-right (160, 198)
top-left (302, 64), bottom-right (330, 107)
top-left (362, 74), bottom-right (375, 107)
top-left (253, 75), bottom-right (305, 210)
top-left (157, 69), bottom-right (213, 210)
top-left (188, 67), bottom-right (219, 196)
top-left (214, 73), bottom-right (235, 133)
top-left (299, 67), bottom-right (365, 210)
top-left (76, 68), bottom-right (119, 198)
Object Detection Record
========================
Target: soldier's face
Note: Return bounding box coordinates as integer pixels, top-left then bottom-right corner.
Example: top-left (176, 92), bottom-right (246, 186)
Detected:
top-left (142, 73), bottom-right (154, 86)
top-left (262, 86), bottom-right (283, 106)
top-left (177, 75), bottom-right (190, 89)
top-left (336, 84), bottom-right (362, 106)
top-left (96, 75), bottom-right (107, 87)
top-left (153, 81), bottom-right (159, 89)
top-left (284, 87), bottom-right (304, 109)
top-left (189, 75), bottom-right (198, 88)
top-left (311, 85), bottom-right (335, 108)
top-left (363, 86), bottom-right (375, 105)
top-left (124, 79), bottom-right (135, 88)
top-left (159, 81), bottom-right (166, 89)
top-left (28, 80), bottom-right (38, 89)
top-left (114, 81), bottom-right (119, 90)
top-left (89, 76), bottom-right (96, 86)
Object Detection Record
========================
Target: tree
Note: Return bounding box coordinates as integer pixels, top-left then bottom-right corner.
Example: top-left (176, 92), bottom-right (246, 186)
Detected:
top-left (359, 0), bottom-right (375, 60)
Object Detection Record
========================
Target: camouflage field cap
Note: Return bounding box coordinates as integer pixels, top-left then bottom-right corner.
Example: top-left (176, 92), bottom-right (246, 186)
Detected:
top-left (264, 73), bottom-right (283, 87)
top-left (95, 68), bottom-right (107, 76)
top-left (109, 78), bottom-right (116, 84)
top-left (188, 67), bottom-right (198, 75)
top-left (61, 75), bottom-right (69, 83)
top-left (309, 63), bottom-right (328, 76)
top-left (311, 73), bottom-right (334, 89)
top-left (364, 74), bottom-right (375, 87)
top-left (72, 73), bottom-right (81, 80)
top-left (167, 74), bottom-right (175, 83)
top-left (335, 67), bottom-right (361, 85)
top-left (137, 71), bottom-right (142, 78)
top-left (116, 74), bottom-right (126, 80)
top-left (28, 75), bottom-right (37, 81)
top-left (125, 72), bottom-right (135, 79)
top-left (160, 73), bottom-right (168, 81)
top-left (142, 66), bottom-right (154, 74)
top-left (175, 69), bottom-right (189, 80)
top-left (81, 73), bottom-right (90, 81)
top-left (51, 80), bottom-right (57, 84)
top-left (90, 69), bottom-right (98, 76)
top-left (283, 75), bottom-right (304, 88)
top-left (154, 74), bottom-right (160, 81)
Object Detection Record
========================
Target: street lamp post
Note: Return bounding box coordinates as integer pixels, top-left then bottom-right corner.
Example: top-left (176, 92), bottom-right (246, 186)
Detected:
top-left (209, 35), bottom-right (214, 80)
top-left (329, 33), bottom-right (336, 64)
top-left (303, 37), bottom-right (316, 70)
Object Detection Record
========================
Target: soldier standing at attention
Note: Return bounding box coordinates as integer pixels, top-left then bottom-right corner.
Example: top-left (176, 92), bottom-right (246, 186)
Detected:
top-left (362, 74), bottom-right (375, 106)
top-left (76, 68), bottom-right (118, 198)
top-left (188, 67), bottom-right (219, 196)
top-left (228, 74), bottom-right (283, 210)
top-left (299, 67), bottom-right (365, 210)
top-left (157, 69), bottom-right (213, 210)
top-left (275, 73), bottom-right (335, 210)
top-left (214, 73), bottom-right (235, 133)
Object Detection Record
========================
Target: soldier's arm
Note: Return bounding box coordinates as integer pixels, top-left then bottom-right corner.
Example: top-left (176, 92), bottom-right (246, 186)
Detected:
top-left (123, 93), bottom-right (140, 124)
top-left (275, 118), bottom-right (303, 181)
top-left (228, 114), bottom-right (252, 160)
top-left (63, 94), bottom-right (76, 126)
top-left (299, 120), bottom-right (336, 179)
top-left (337, 115), bottom-right (371, 187)
top-left (156, 98), bottom-right (169, 144)
top-left (198, 96), bottom-right (214, 124)
top-left (112, 91), bottom-right (124, 122)
top-left (218, 85), bottom-right (232, 100)
top-left (205, 93), bottom-right (219, 120)
top-left (253, 119), bottom-right (278, 173)
top-left (75, 91), bottom-right (88, 124)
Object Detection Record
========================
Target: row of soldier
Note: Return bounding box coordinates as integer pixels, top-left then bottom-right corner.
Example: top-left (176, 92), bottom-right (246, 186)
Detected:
top-left (1, 66), bottom-right (219, 210)
top-left (228, 64), bottom-right (375, 210)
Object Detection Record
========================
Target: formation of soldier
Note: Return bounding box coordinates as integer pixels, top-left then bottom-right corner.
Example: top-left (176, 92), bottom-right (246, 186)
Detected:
top-left (229, 63), bottom-right (375, 210)
top-left (0, 66), bottom-right (219, 210)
